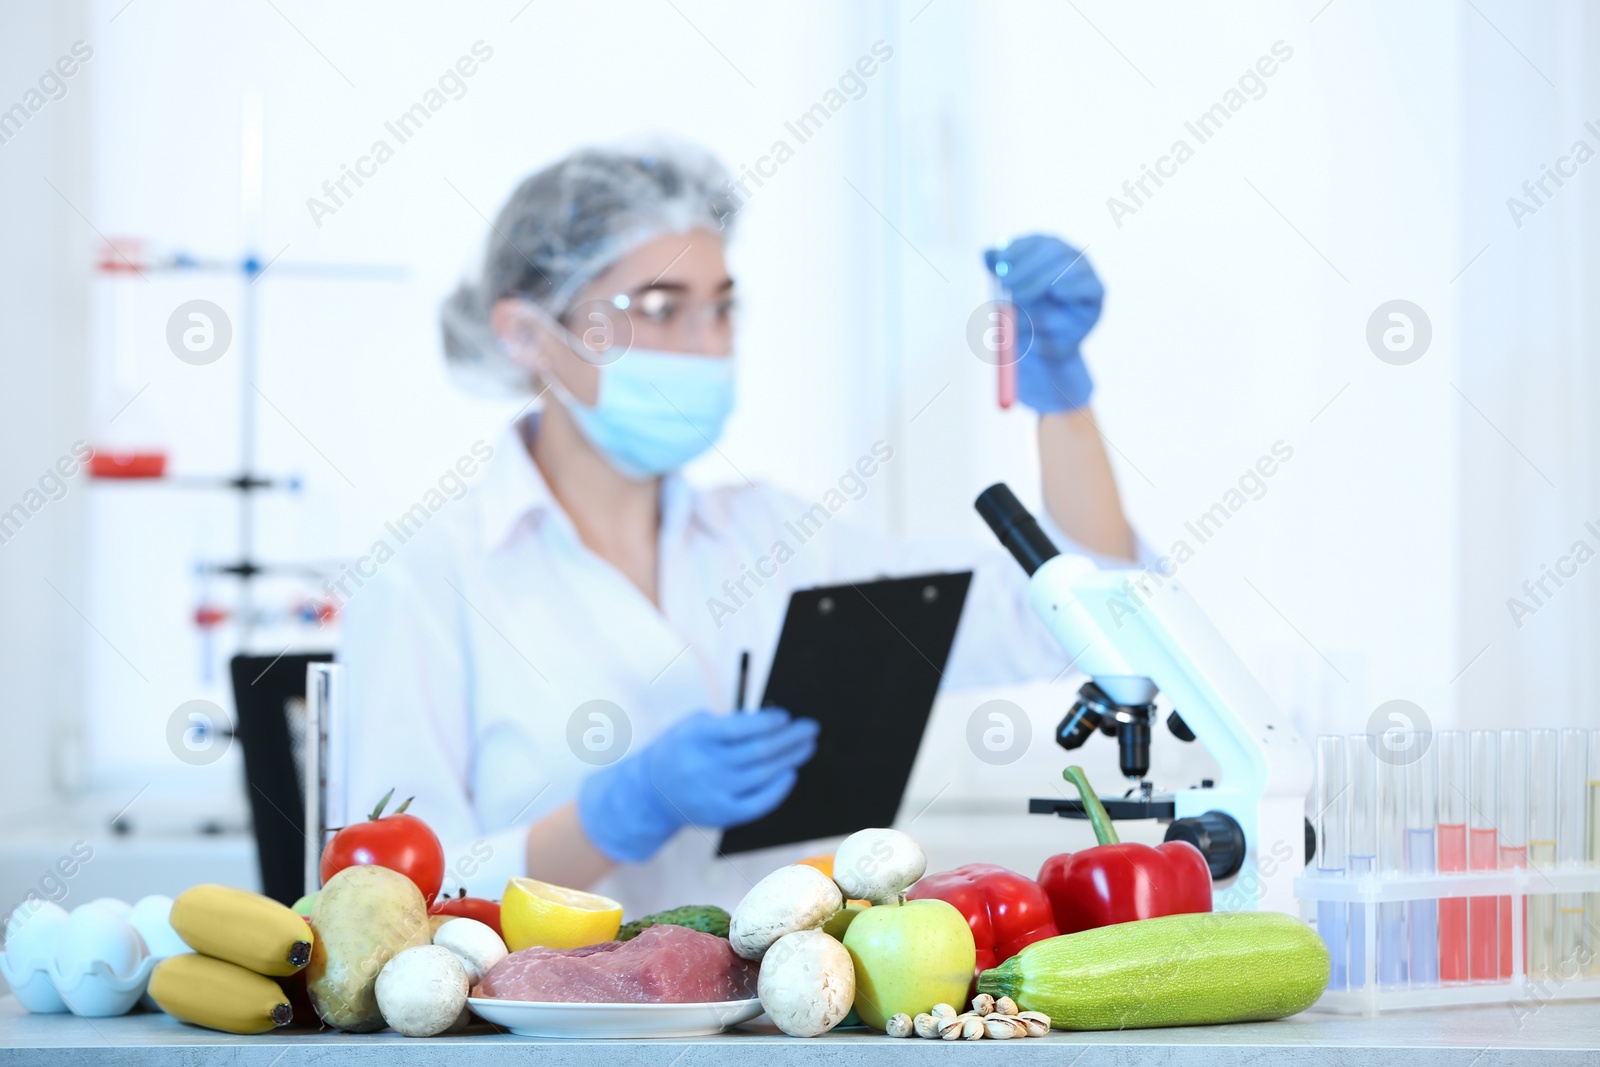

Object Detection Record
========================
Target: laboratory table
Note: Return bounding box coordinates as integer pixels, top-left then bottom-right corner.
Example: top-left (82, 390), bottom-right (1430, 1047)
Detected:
top-left (6, 996), bottom-right (1600, 1066)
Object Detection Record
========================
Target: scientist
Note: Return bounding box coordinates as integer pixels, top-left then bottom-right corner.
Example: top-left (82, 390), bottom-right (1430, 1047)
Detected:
top-left (340, 140), bottom-right (1138, 913)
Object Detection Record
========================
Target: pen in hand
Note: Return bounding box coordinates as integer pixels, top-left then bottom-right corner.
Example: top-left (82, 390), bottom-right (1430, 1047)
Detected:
top-left (735, 650), bottom-right (750, 713)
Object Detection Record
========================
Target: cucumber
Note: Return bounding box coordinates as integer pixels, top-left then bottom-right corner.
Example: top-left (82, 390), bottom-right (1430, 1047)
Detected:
top-left (616, 905), bottom-right (731, 941)
top-left (976, 911), bottom-right (1329, 1030)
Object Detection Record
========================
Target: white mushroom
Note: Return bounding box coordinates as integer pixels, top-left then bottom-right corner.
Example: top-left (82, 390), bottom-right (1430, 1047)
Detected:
top-left (756, 930), bottom-right (855, 1038)
top-left (729, 865), bottom-right (843, 962)
top-left (375, 945), bottom-right (469, 1038)
top-left (431, 917), bottom-right (506, 986)
top-left (832, 828), bottom-right (927, 905)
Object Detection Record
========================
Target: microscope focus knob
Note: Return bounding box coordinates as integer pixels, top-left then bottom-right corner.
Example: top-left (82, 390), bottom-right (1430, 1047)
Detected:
top-left (1164, 810), bottom-right (1246, 881)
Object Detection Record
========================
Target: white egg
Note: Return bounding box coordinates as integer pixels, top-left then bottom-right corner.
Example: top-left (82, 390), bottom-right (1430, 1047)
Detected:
top-left (56, 905), bottom-right (145, 980)
top-left (128, 896), bottom-right (188, 958)
top-left (4, 902), bottom-right (68, 971)
top-left (81, 898), bottom-right (134, 920)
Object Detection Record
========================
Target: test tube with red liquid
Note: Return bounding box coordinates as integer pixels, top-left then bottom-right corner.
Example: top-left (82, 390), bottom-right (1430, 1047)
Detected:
top-left (1468, 730), bottom-right (1499, 982)
top-left (991, 276), bottom-right (1017, 409)
top-left (1437, 730), bottom-right (1468, 982)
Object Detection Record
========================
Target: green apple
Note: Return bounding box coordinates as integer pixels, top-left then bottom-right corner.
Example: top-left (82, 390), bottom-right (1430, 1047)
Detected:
top-left (291, 892), bottom-right (318, 918)
top-left (823, 902), bottom-right (868, 942)
top-left (841, 898), bottom-right (975, 1031)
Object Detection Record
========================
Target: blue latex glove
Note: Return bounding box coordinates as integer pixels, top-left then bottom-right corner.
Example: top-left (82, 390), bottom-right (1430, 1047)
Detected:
top-left (984, 235), bottom-right (1105, 413)
top-left (577, 709), bottom-right (820, 864)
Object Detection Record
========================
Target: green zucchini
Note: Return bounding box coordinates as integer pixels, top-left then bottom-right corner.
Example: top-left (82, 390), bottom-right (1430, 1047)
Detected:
top-left (976, 911), bottom-right (1329, 1030)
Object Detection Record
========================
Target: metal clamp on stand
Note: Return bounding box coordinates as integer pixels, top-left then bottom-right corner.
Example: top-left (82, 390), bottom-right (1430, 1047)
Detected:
top-left (303, 662), bottom-right (347, 898)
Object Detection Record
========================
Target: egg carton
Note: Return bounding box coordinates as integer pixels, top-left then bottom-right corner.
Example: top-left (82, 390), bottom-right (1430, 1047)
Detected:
top-left (3, 896), bottom-right (189, 1018)
top-left (0, 953), bottom-right (159, 1017)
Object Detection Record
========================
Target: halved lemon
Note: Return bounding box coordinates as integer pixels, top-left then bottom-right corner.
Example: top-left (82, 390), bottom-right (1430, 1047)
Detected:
top-left (500, 877), bottom-right (624, 952)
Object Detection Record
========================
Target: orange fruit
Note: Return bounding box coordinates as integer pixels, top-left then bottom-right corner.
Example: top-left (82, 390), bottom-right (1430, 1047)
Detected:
top-left (798, 853), bottom-right (870, 908)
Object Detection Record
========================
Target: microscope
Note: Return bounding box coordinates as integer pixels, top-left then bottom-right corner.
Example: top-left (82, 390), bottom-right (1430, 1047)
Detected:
top-left (976, 484), bottom-right (1312, 914)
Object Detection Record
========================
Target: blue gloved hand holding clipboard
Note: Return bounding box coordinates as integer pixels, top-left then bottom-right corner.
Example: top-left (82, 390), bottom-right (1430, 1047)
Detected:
top-left (578, 709), bottom-right (819, 864)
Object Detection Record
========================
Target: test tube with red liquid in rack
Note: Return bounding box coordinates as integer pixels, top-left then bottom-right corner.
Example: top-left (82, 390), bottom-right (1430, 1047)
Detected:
top-left (1468, 730), bottom-right (1499, 981)
top-left (1437, 730), bottom-right (1468, 982)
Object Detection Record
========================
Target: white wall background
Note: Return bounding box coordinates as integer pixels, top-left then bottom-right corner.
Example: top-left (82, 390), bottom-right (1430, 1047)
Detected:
top-left (0, 0), bottom-right (1594, 879)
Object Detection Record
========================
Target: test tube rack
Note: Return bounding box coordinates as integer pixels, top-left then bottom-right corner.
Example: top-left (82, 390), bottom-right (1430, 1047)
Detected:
top-left (1300, 728), bottom-right (1600, 1015)
top-left (1296, 867), bottom-right (1600, 1014)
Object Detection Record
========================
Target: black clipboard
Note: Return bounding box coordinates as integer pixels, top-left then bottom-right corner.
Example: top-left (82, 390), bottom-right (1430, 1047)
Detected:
top-left (718, 570), bottom-right (973, 855)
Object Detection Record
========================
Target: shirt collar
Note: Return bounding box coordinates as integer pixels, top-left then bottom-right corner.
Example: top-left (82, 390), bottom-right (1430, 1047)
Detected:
top-left (476, 415), bottom-right (730, 553)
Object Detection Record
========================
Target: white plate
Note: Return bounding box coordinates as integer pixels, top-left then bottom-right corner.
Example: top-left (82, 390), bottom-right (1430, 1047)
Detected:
top-left (466, 996), bottom-right (764, 1038)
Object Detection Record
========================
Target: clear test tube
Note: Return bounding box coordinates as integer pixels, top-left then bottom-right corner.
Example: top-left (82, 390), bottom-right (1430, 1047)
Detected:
top-left (1587, 730), bottom-right (1600, 976)
top-left (1405, 733), bottom-right (1439, 986)
top-left (1557, 728), bottom-right (1588, 977)
top-left (1468, 730), bottom-right (1499, 981)
top-left (1527, 729), bottom-right (1559, 979)
top-left (1378, 744), bottom-right (1408, 986)
top-left (1347, 734), bottom-right (1378, 989)
top-left (1498, 730), bottom-right (1528, 980)
top-left (1315, 735), bottom-right (1349, 990)
top-left (1437, 730), bottom-right (1469, 983)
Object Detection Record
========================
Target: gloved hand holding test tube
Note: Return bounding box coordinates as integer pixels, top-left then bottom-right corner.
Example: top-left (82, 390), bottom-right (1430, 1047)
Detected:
top-left (983, 236), bottom-right (1102, 414)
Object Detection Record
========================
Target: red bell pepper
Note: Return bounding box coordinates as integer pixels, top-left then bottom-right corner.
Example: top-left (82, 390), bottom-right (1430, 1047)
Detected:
top-left (1037, 765), bottom-right (1212, 935)
top-left (905, 863), bottom-right (1059, 986)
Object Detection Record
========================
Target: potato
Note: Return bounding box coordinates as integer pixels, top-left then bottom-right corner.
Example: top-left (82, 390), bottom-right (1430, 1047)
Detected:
top-left (307, 866), bottom-right (432, 1032)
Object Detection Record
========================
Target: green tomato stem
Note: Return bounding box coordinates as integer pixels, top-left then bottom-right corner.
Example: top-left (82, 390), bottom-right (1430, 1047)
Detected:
top-left (369, 787), bottom-right (395, 821)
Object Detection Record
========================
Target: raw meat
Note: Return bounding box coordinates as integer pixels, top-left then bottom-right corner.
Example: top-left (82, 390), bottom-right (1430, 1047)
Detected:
top-left (474, 924), bottom-right (758, 1003)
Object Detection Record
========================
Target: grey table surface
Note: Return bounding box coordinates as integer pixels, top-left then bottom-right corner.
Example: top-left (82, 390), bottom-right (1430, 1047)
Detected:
top-left (4, 996), bottom-right (1600, 1066)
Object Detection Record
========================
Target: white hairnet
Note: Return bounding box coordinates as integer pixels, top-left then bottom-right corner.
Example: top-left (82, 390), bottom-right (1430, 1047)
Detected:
top-left (441, 138), bottom-right (739, 395)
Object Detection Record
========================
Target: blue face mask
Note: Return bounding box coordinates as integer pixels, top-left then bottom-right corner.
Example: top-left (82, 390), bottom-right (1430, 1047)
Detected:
top-left (551, 347), bottom-right (736, 479)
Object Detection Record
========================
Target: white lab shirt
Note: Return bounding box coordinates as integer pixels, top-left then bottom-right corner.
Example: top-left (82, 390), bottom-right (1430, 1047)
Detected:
top-left (339, 418), bottom-right (1124, 915)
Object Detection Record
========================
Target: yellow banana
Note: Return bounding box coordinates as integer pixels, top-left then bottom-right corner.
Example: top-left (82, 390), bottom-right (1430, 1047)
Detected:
top-left (170, 884), bottom-right (313, 976)
top-left (148, 954), bottom-right (293, 1034)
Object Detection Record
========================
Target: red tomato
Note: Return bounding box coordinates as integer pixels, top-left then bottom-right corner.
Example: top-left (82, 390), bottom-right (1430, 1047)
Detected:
top-left (320, 790), bottom-right (445, 905)
top-left (429, 888), bottom-right (503, 939)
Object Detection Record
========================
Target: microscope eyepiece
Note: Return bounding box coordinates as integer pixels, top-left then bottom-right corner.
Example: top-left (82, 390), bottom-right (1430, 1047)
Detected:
top-left (975, 483), bottom-right (1060, 576)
